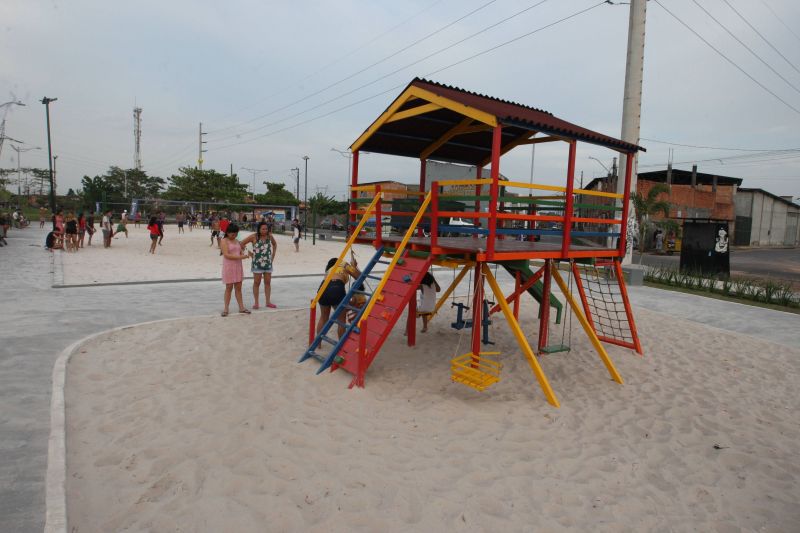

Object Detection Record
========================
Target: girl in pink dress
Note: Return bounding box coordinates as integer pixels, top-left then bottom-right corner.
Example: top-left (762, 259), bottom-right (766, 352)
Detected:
top-left (220, 223), bottom-right (252, 316)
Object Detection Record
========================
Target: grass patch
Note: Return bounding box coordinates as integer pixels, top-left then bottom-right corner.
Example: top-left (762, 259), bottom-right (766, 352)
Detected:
top-left (643, 281), bottom-right (800, 314)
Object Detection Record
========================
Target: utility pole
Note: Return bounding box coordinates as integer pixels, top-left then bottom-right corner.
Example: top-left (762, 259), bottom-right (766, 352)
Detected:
top-left (53, 155), bottom-right (58, 195)
top-left (302, 156), bottom-right (309, 239)
top-left (291, 167), bottom-right (300, 201)
top-left (617, 0), bottom-right (647, 264)
top-left (12, 145), bottom-right (40, 197)
top-left (0, 99), bottom-right (25, 160)
top-left (41, 97), bottom-right (57, 212)
top-left (240, 167), bottom-right (268, 199)
top-left (133, 107), bottom-right (143, 170)
top-left (198, 122), bottom-right (207, 170)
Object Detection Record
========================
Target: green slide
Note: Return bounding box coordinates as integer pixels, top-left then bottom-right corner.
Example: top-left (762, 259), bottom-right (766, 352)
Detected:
top-left (499, 261), bottom-right (563, 324)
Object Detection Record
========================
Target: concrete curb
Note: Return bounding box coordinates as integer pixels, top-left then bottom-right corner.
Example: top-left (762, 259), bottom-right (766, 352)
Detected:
top-left (44, 308), bottom-right (306, 532)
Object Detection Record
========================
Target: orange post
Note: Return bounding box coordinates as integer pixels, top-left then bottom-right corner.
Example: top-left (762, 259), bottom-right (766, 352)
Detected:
top-left (613, 259), bottom-right (643, 355)
top-left (538, 260), bottom-right (552, 352)
top-left (513, 270), bottom-right (521, 320)
top-left (309, 305), bottom-right (316, 346)
top-left (431, 181), bottom-right (439, 248)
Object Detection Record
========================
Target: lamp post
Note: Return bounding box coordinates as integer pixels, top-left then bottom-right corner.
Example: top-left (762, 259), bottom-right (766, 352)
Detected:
top-left (41, 97), bottom-right (57, 212)
top-left (330, 148), bottom-right (352, 201)
top-left (302, 155), bottom-right (309, 239)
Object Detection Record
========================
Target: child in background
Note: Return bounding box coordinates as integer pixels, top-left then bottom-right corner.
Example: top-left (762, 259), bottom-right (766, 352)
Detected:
top-left (147, 216), bottom-right (160, 254)
top-left (417, 271), bottom-right (441, 333)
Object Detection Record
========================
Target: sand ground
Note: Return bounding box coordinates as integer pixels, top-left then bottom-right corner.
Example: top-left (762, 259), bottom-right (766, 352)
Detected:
top-left (65, 300), bottom-right (800, 532)
top-left (61, 225), bottom-right (375, 285)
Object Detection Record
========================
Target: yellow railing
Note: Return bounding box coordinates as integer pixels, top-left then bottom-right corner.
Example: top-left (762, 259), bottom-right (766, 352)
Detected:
top-left (357, 191), bottom-right (432, 327)
top-left (311, 194), bottom-right (382, 308)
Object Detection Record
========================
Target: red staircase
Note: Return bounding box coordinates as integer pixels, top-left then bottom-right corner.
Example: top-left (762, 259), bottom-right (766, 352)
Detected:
top-left (332, 253), bottom-right (433, 387)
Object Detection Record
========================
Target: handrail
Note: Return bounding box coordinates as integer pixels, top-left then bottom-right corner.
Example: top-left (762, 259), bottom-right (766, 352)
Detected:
top-left (358, 191), bottom-right (432, 327)
top-left (436, 178), bottom-right (493, 187)
top-left (311, 194), bottom-right (382, 308)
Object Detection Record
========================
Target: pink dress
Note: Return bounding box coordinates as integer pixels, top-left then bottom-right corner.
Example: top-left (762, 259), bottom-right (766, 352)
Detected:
top-left (221, 239), bottom-right (244, 284)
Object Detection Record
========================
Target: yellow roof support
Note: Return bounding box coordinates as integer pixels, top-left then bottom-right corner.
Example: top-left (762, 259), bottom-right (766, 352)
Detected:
top-left (420, 117), bottom-right (473, 160)
top-left (350, 85), bottom-right (498, 153)
top-left (385, 102), bottom-right (442, 124)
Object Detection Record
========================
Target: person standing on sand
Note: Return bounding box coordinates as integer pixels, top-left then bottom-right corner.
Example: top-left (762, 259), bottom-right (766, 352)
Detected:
top-left (86, 211), bottom-right (95, 246)
top-left (147, 216), bottom-right (160, 254)
top-left (134, 212), bottom-right (142, 228)
top-left (78, 212), bottom-right (87, 248)
top-left (316, 257), bottom-right (361, 338)
top-left (220, 223), bottom-right (252, 316)
top-left (292, 218), bottom-right (301, 252)
top-left (210, 215), bottom-right (221, 247)
top-left (240, 221), bottom-right (277, 309)
top-left (115, 211), bottom-right (129, 239)
top-left (101, 209), bottom-right (113, 248)
top-left (177, 212), bottom-right (185, 234)
top-left (39, 207), bottom-right (47, 228)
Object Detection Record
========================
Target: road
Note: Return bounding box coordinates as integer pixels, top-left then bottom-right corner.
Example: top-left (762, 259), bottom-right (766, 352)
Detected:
top-left (634, 247), bottom-right (800, 286)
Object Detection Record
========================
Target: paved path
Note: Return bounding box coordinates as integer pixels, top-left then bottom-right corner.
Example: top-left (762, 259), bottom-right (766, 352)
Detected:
top-left (0, 227), bottom-right (797, 531)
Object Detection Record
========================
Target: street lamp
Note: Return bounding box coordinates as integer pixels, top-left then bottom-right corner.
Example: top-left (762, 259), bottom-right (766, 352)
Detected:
top-left (330, 148), bottom-right (352, 201)
top-left (588, 156), bottom-right (610, 174)
top-left (302, 155), bottom-right (309, 239)
top-left (41, 97), bottom-right (58, 212)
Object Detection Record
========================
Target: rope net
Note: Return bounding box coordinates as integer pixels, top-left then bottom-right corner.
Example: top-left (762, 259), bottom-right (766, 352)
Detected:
top-left (576, 261), bottom-right (635, 347)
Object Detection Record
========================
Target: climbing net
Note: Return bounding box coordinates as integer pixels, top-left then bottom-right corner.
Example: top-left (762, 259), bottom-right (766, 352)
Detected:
top-left (573, 260), bottom-right (642, 353)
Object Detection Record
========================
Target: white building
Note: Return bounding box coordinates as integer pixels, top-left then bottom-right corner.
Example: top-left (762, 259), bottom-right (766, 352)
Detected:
top-left (734, 188), bottom-right (799, 247)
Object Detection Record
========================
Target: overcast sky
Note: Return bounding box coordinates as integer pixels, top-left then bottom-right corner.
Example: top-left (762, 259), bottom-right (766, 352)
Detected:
top-left (2, 0), bottom-right (799, 200)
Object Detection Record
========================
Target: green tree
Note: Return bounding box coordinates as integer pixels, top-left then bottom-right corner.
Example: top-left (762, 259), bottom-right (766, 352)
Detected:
top-left (163, 167), bottom-right (249, 202)
top-left (307, 192), bottom-right (347, 216)
top-left (79, 166), bottom-right (165, 206)
top-left (632, 183), bottom-right (671, 259)
top-left (80, 175), bottom-right (110, 206)
top-left (254, 181), bottom-right (299, 206)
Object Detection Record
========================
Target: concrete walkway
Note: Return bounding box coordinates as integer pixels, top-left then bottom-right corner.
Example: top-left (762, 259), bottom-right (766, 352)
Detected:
top-left (0, 227), bottom-right (797, 531)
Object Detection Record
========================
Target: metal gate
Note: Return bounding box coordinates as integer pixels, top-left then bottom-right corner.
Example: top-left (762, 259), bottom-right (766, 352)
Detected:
top-left (734, 216), bottom-right (752, 246)
top-left (785, 213), bottom-right (798, 246)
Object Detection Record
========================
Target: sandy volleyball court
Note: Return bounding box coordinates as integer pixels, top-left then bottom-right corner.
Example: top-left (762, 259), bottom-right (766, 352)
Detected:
top-left (60, 225), bottom-right (375, 285)
top-left (65, 302), bottom-right (800, 532)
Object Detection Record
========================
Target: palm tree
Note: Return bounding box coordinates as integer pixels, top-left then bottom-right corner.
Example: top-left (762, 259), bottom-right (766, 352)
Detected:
top-left (632, 183), bottom-right (671, 261)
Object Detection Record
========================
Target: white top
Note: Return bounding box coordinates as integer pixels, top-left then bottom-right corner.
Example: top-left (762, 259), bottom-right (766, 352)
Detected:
top-left (293, 226), bottom-right (300, 238)
top-left (102, 216), bottom-right (110, 230)
top-left (418, 284), bottom-right (436, 313)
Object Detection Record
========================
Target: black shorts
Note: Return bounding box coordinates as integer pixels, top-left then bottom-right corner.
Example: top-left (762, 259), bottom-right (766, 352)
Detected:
top-left (178, 221), bottom-right (184, 227)
top-left (150, 234), bottom-right (159, 241)
top-left (212, 230), bottom-right (219, 237)
top-left (319, 280), bottom-right (346, 307)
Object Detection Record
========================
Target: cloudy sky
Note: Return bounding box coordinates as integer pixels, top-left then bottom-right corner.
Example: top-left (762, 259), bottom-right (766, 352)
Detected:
top-left (1, 0), bottom-right (799, 200)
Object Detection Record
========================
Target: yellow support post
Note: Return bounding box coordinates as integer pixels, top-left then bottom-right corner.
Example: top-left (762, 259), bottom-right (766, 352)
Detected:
top-left (311, 194), bottom-right (382, 308)
top-left (551, 267), bottom-right (624, 384)
top-left (432, 263), bottom-right (471, 317)
top-left (482, 264), bottom-right (560, 407)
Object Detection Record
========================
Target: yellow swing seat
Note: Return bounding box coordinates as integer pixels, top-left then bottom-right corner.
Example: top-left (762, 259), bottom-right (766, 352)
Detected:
top-left (450, 352), bottom-right (502, 391)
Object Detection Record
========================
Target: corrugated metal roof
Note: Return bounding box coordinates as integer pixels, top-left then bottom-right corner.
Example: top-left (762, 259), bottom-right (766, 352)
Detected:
top-left (350, 78), bottom-right (644, 165)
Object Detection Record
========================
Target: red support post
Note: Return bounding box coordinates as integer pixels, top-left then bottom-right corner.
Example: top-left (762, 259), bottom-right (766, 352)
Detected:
top-left (349, 151), bottom-right (360, 237)
top-left (560, 141), bottom-right (577, 258)
top-left (350, 320), bottom-right (368, 389)
top-left (418, 158), bottom-right (427, 237)
top-left (513, 270), bottom-right (521, 320)
top-left (431, 181), bottom-right (439, 249)
top-left (538, 260), bottom-right (552, 353)
top-left (618, 152), bottom-right (634, 256)
top-left (406, 295), bottom-right (417, 347)
top-left (470, 262), bottom-right (483, 364)
top-left (474, 166), bottom-right (482, 238)
top-left (487, 126), bottom-right (502, 259)
top-left (613, 259), bottom-right (643, 355)
top-left (374, 185), bottom-right (382, 248)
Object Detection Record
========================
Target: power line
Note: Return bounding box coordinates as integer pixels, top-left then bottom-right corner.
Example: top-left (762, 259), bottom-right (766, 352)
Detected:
top-left (209, 0), bottom-right (576, 149)
top-left (757, 0), bottom-right (800, 44)
top-left (207, 0), bottom-right (499, 139)
top-left (653, 0), bottom-right (800, 115)
top-left (690, 0), bottom-right (800, 96)
top-left (640, 150), bottom-right (800, 168)
top-left (641, 137), bottom-right (800, 152)
top-left (211, 1), bottom-right (605, 152)
top-left (207, 0), bottom-right (446, 134)
top-left (721, 0), bottom-right (800, 77)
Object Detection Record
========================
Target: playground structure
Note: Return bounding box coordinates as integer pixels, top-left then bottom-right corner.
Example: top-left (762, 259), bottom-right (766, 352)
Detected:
top-left (301, 78), bottom-right (644, 407)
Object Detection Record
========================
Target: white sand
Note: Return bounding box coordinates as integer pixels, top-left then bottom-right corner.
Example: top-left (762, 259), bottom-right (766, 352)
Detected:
top-left (65, 302), bottom-right (800, 532)
top-left (60, 225), bottom-right (376, 285)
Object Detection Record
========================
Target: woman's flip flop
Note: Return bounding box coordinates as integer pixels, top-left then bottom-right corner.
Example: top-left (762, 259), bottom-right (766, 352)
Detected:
top-left (239, 309), bottom-right (251, 314)
top-left (221, 311), bottom-right (228, 317)
top-left (252, 304), bottom-right (260, 310)
top-left (266, 303), bottom-right (277, 309)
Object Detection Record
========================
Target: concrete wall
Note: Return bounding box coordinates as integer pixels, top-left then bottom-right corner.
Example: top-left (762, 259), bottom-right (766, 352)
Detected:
top-left (742, 191), bottom-right (800, 246)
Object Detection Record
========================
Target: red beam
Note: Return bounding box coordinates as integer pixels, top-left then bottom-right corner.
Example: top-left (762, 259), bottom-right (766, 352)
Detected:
top-left (489, 264), bottom-right (546, 315)
top-left (560, 141), bottom-right (576, 258)
top-left (487, 126), bottom-right (502, 259)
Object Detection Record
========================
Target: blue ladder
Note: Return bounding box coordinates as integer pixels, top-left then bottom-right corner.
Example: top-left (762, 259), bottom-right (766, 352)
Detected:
top-left (299, 247), bottom-right (386, 368)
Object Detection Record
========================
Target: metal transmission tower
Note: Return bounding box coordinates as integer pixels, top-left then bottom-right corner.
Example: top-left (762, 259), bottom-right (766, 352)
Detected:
top-left (198, 122), bottom-right (207, 170)
top-left (133, 107), bottom-right (143, 170)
